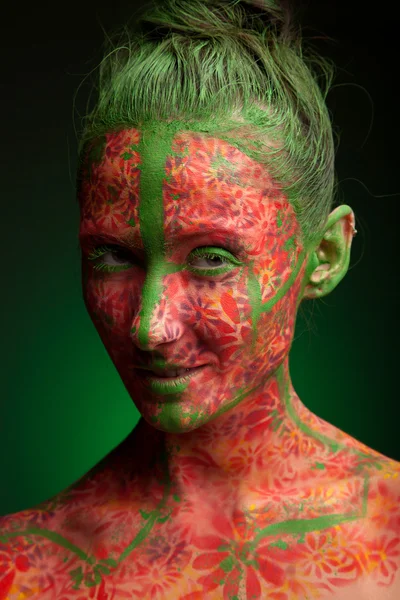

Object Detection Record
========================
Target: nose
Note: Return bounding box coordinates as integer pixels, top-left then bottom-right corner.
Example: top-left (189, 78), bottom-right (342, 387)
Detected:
top-left (130, 272), bottom-right (184, 351)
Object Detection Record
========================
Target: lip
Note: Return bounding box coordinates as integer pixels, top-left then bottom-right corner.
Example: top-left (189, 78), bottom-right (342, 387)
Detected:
top-left (140, 363), bottom-right (206, 371)
top-left (134, 364), bottom-right (208, 396)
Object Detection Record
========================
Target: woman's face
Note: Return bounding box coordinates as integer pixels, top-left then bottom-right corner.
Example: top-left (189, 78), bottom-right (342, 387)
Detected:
top-left (78, 127), bottom-right (308, 432)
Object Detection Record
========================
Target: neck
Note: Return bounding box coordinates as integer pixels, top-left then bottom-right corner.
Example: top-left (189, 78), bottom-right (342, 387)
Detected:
top-left (135, 357), bottom-right (326, 503)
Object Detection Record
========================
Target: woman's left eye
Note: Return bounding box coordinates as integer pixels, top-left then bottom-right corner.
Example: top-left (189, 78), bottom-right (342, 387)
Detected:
top-left (187, 253), bottom-right (228, 269)
top-left (187, 247), bottom-right (242, 272)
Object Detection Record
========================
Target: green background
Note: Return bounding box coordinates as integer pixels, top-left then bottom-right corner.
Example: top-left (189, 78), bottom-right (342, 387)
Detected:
top-left (1, 0), bottom-right (399, 515)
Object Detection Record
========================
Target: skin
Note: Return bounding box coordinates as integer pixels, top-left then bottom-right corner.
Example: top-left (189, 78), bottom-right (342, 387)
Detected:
top-left (0, 126), bottom-right (399, 600)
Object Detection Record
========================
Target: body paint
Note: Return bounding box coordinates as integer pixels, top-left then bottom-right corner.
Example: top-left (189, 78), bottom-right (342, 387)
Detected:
top-left (1, 126), bottom-right (399, 600)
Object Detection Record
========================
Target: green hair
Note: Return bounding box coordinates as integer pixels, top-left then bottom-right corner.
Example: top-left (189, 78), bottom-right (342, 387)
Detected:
top-left (76, 0), bottom-right (340, 248)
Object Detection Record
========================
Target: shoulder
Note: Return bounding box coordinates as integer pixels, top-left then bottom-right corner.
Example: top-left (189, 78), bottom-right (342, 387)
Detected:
top-left (0, 502), bottom-right (62, 598)
top-left (0, 465), bottom-right (112, 598)
top-left (315, 428), bottom-right (400, 595)
top-left (338, 432), bottom-right (400, 539)
top-left (354, 458), bottom-right (400, 595)
top-left (0, 450), bottom-right (152, 598)
top-left (0, 435), bottom-right (148, 596)
top-left (365, 457), bottom-right (400, 539)
top-left (317, 414), bottom-right (400, 486)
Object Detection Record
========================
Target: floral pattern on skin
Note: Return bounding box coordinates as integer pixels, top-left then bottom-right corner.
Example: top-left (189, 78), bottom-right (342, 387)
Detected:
top-left (1, 456), bottom-right (400, 599)
top-left (1, 127), bottom-right (399, 599)
top-left (83, 129), bottom-right (303, 434)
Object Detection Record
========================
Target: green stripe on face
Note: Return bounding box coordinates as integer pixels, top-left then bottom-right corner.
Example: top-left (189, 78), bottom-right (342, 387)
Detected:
top-left (136, 124), bottom-right (177, 350)
top-left (135, 122), bottom-right (307, 357)
top-left (247, 248), bottom-right (307, 350)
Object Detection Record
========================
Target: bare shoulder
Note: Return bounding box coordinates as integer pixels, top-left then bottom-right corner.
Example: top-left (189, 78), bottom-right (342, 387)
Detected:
top-left (357, 453), bottom-right (400, 599)
top-left (309, 408), bottom-right (400, 481)
top-left (365, 452), bottom-right (400, 538)
top-left (306, 422), bottom-right (400, 598)
top-left (0, 499), bottom-right (63, 598)
top-left (0, 444), bottom-right (130, 532)
top-left (336, 427), bottom-right (400, 536)
top-left (0, 471), bottom-right (90, 557)
top-left (0, 460), bottom-right (121, 598)
top-left (0, 435), bottom-right (157, 599)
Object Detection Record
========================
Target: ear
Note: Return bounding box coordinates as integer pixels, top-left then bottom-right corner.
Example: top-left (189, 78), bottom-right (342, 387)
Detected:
top-left (301, 205), bottom-right (357, 300)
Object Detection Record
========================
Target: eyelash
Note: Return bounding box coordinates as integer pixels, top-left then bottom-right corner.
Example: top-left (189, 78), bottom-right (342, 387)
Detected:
top-left (86, 244), bottom-right (242, 276)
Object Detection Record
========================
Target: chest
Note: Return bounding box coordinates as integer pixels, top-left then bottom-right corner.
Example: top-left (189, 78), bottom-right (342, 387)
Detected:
top-left (5, 472), bottom-right (400, 599)
top-left (37, 490), bottom-right (398, 600)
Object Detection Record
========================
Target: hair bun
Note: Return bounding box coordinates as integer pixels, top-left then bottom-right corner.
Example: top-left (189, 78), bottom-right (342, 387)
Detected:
top-left (239, 0), bottom-right (283, 12)
top-left (136, 0), bottom-right (293, 43)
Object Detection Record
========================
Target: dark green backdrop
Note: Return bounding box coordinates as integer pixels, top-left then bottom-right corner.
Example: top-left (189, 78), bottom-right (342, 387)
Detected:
top-left (1, 0), bottom-right (399, 515)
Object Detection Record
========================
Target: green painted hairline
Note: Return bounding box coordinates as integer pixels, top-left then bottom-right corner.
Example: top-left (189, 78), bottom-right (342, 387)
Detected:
top-left (75, 0), bottom-right (340, 249)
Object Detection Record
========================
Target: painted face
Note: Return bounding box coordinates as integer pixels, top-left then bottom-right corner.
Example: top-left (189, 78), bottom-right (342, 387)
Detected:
top-left (78, 127), bottom-right (308, 433)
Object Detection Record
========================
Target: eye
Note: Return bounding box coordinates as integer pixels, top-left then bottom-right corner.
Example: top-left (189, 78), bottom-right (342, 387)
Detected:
top-left (188, 251), bottom-right (229, 269)
top-left (187, 246), bottom-right (243, 275)
top-left (87, 244), bottom-right (135, 272)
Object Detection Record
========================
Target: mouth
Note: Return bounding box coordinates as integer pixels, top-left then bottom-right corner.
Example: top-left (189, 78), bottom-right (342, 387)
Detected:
top-left (151, 366), bottom-right (202, 377)
top-left (134, 364), bottom-right (208, 395)
top-left (136, 364), bottom-right (206, 378)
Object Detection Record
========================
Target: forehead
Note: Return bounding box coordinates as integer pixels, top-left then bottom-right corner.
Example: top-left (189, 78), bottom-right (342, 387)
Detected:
top-left (79, 127), bottom-right (299, 245)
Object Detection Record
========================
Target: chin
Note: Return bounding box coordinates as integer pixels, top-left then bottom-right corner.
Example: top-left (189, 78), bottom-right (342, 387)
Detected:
top-left (136, 400), bottom-right (216, 434)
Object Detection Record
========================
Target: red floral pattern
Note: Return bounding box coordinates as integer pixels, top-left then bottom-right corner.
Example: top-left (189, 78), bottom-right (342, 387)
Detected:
top-left (1, 128), bottom-right (399, 599)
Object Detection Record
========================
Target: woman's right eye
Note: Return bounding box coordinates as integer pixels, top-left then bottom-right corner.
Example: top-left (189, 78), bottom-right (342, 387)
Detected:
top-left (104, 248), bottom-right (131, 264)
top-left (87, 245), bottom-right (136, 272)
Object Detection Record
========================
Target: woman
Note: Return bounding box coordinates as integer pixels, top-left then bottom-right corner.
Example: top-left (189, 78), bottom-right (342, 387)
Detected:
top-left (1, 0), bottom-right (399, 598)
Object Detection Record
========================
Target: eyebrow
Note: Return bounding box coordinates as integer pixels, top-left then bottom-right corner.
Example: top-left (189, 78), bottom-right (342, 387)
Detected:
top-left (78, 225), bottom-right (249, 254)
top-left (79, 230), bottom-right (143, 249)
top-left (163, 226), bottom-right (248, 253)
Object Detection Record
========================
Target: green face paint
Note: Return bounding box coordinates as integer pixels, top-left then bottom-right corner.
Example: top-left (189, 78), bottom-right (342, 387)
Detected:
top-left (78, 122), bottom-right (310, 433)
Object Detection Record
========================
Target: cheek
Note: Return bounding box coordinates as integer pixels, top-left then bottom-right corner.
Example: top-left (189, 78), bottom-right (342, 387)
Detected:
top-left (235, 255), bottom-right (303, 369)
top-left (82, 266), bottom-right (143, 341)
top-left (161, 265), bottom-right (297, 367)
top-left (183, 274), bottom-right (255, 365)
top-left (144, 268), bottom-right (256, 362)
